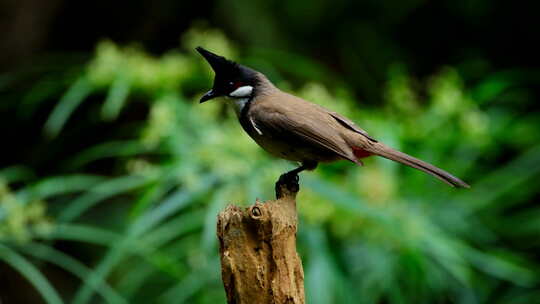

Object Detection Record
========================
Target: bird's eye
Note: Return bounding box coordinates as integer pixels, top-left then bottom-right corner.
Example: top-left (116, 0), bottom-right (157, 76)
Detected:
top-left (229, 81), bottom-right (242, 89)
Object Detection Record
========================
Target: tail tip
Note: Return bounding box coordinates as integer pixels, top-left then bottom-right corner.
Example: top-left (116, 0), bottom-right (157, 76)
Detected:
top-left (451, 179), bottom-right (470, 188)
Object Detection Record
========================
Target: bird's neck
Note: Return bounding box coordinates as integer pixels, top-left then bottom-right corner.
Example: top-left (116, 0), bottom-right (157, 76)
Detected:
top-left (228, 97), bottom-right (251, 117)
top-left (228, 72), bottom-right (277, 117)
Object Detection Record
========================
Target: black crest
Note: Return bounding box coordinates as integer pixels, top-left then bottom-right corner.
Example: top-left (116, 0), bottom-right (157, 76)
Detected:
top-left (196, 47), bottom-right (240, 78)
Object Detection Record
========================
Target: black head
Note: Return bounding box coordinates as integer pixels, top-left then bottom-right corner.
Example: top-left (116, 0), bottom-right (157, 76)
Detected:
top-left (196, 47), bottom-right (258, 103)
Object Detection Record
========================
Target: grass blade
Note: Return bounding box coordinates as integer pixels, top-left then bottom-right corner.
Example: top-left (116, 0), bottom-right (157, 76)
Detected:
top-left (130, 175), bottom-right (216, 236)
top-left (101, 73), bottom-right (131, 121)
top-left (44, 76), bottom-right (93, 138)
top-left (66, 140), bottom-right (152, 170)
top-left (0, 166), bottom-right (35, 183)
top-left (158, 259), bottom-right (221, 303)
top-left (58, 175), bottom-right (152, 222)
top-left (0, 244), bottom-right (64, 304)
top-left (15, 175), bottom-right (105, 203)
top-left (48, 223), bottom-right (121, 246)
top-left (72, 176), bottom-right (215, 304)
top-left (20, 243), bottom-right (127, 304)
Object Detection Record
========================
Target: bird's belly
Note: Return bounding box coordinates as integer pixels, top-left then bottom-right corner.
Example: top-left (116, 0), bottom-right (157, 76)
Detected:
top-left (250, 133), bottom-right (339, 163)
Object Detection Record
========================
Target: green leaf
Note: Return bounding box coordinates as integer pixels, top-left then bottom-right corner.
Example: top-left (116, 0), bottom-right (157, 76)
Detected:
top-left (19, 76), bottom-right (69, 118)
top-left (44, 76), bottom-right (93, 138)
top-left (142, 209), bottom-right (205, 248)
top-left (72, 176), bottom-right (215, 304)
top-left (130, 175), bottom-right (215, 236)
top-left (0, 244), bottom-right (64, 304)
top-left (101, 73), bottom-right (131, 121)
top-left (454, 145), bottom-right (540, 212)
top-left (16, 175), bottom-right (105, 203)
top-left (58, 175), bottom-right (152, 222)
top-left (158, 259), bottom-right (221, 303)
top-left (464, 247), bottom-right (537, 287)
top-left (115, 262), bottom-right (156, 298)
top-left (304, 177), bottom-right (389, 222)
top-left (48, 224), bottom-right (121, 246)
top-left (304, 228), bottom-right (337, 304)
top-left (66, 140), bottom-right (153, 169)
top-left (72, 241), bottom-right (129, 304)
top-left (200, 187), bottom-right (229, 253)
top-left (20, 243), bottom-right (127, 304)
top-left (0, 166), bottom-right (35, 183)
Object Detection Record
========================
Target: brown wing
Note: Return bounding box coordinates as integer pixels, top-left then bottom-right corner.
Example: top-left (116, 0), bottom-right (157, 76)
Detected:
top-left (326, 111), bottom-right (378, 142)
top-left (288, 95), bottom-right (377, 142)
top-left (249, 101), bottom-right (359, 163)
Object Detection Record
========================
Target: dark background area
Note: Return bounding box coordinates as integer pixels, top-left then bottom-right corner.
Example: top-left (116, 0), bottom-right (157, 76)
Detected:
top-left (3, 1), bottom-right (539, 77)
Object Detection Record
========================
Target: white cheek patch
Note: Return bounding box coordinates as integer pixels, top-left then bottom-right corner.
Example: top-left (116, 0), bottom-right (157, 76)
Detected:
top-left (229, 85), bottom-right (253, 97)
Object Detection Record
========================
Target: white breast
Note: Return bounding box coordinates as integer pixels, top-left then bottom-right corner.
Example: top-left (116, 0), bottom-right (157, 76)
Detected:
top-left (228, 97), bottom-right (250, 116)
top-left (227, 85), bottom-right (254, 116)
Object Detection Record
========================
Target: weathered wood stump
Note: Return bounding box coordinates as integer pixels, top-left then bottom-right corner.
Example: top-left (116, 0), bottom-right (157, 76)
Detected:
top-left (216, 176), bottom-right (305, 304)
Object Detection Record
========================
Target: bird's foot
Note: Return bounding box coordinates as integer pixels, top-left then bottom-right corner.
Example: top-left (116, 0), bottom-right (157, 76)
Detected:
top-left (275, 171), bottom-right (300, 199)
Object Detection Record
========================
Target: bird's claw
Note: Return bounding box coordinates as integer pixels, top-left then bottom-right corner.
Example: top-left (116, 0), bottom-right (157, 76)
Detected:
top-left (275, 171), bottom-right (300, 199)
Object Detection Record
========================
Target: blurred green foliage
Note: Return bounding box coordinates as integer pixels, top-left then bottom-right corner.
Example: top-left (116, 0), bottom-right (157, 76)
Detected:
top-left (1, 25), bottom-right (540, 304)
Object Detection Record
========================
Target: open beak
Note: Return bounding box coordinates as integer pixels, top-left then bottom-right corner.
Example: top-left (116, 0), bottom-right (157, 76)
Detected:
top-left (200, 89), bottom-right (217, 103)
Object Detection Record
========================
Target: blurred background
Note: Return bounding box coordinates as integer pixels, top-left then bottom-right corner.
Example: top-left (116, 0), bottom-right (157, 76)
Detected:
top-left (1, 0), bottom-right (539, 303)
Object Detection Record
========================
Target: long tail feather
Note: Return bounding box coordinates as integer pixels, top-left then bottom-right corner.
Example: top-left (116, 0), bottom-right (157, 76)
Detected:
top-left (363, 143), bottom-right (470, 188)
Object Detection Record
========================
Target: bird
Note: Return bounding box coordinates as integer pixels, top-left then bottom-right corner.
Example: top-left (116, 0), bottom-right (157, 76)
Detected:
top-left (196, 47), bottom-right (469, 188)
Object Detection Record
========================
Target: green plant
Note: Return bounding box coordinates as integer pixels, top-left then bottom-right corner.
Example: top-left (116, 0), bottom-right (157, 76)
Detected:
top-left (1, 26), bottom-right (539, 304)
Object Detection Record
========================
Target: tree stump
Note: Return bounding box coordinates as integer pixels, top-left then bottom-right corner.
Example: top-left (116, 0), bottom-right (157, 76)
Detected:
top-left (216, 177), bottom-right (305, 304)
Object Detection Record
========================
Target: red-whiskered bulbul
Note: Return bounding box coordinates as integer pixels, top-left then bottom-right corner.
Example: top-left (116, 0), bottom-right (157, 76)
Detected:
top-left (196, 47), bottom-right (469, 188)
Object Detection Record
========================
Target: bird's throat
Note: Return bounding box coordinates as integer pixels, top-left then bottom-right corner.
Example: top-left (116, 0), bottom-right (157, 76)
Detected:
top-left (228, 97), bottom-right (250, 116)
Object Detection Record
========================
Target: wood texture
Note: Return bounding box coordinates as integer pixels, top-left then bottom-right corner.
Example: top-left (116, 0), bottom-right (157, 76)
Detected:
top-left (217, 180), bottom-right (305, 304)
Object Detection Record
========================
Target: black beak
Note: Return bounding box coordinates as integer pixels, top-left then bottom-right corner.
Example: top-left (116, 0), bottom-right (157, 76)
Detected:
top-left (196, 47), bottom-right (237, 103)
top-left (200, 89), bottom-right (217, 103)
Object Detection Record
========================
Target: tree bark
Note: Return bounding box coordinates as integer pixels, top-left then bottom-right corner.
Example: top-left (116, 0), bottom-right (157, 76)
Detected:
top-left (216, 178), bottom-right (305, 304)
